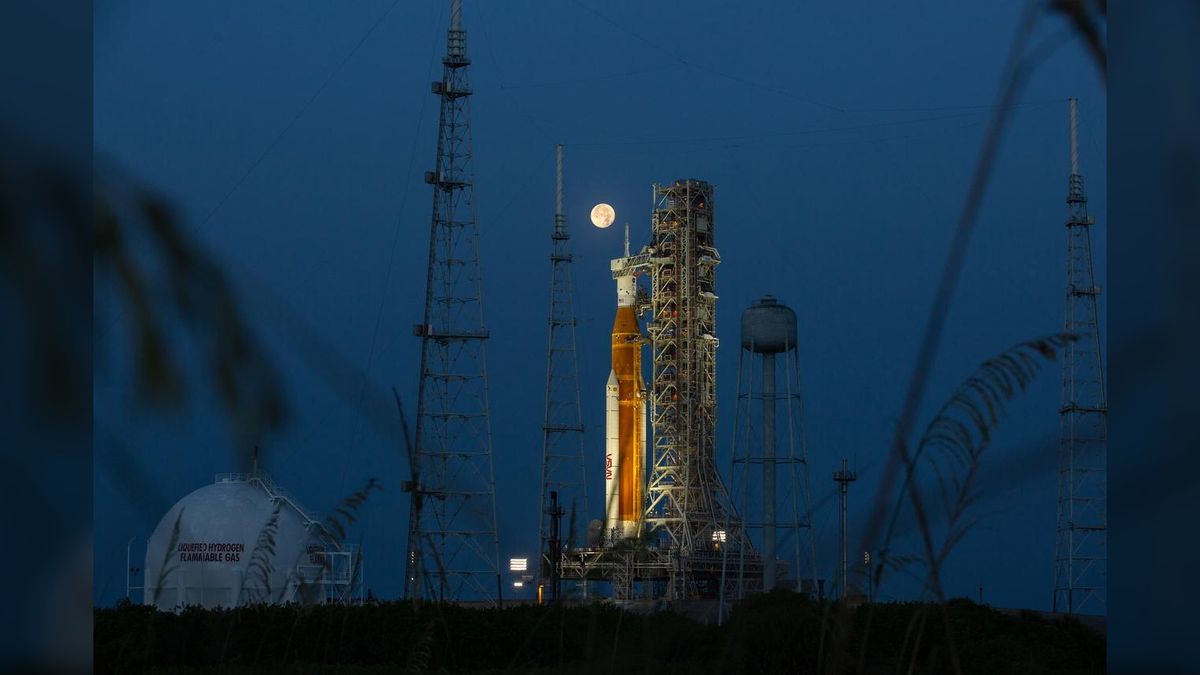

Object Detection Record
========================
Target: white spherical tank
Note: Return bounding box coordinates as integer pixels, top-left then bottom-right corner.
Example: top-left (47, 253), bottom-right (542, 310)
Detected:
top-left (143, 473), bottom-right (326, 610)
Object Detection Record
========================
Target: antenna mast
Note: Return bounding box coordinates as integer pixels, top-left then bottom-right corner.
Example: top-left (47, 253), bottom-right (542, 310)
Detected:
top-left (538, 144), bottom-right (587, 602)
top-left (1053, 97), bottom-right (1107, 615)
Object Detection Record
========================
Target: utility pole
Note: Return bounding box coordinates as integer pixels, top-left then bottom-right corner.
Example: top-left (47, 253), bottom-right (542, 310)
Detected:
top-left (864, 550), bottom-right (873, 603)
top-left (833, 458), bottom-right (856, 600)
top-left (126, 536), bottom-right (136, 600)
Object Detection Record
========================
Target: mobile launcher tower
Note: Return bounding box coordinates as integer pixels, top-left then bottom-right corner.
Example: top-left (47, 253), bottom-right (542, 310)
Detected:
top-left (563, 179), bottom-right (759, 603)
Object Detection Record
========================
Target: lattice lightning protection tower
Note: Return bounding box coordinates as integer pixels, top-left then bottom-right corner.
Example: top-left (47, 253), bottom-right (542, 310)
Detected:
top-left (1053, 97), bottom-right (1107, 615)
top-left (538, 145), bottom-right (587, 602)
top-left (405, 0), bottom-right (502, 606)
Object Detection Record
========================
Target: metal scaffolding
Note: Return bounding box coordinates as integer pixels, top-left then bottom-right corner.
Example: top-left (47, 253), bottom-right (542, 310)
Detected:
top-left (404, 0), bottom-right (502, 606)
top-left (538, 145), bottom-right (587, 602)
top-left (1053, 98), bottom-right (1107, 615)
top-left (644, 179), bottom-right (742, 599)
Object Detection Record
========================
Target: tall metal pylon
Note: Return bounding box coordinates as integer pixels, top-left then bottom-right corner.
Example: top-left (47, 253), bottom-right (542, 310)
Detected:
top-left (1053, 97), bottom-right (1107, 615)
top-left (537, 145), bottom-right (587, 602)
top-left (405, 0), bottom-right (502, 606)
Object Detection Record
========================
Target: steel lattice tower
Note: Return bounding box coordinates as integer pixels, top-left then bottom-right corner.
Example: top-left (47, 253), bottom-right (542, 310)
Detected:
top-left (404, 0), bottom-right (502, 606)
top-left (645, 179), bottom-right (739, 598)
top-left (1053, 98), bottom-right (1107, 615)
top-left (537, 145), bottom-right (587, 601)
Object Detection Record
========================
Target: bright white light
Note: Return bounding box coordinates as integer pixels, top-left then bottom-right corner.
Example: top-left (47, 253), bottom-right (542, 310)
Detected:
top-left (590, 203), bottom-right (615, 229)
top-left (712, 530), bottom-right (727, 543)
top-left (509, 557), bottom-right (528, 572)
top-left (513, 580), bottom-right (524, 588)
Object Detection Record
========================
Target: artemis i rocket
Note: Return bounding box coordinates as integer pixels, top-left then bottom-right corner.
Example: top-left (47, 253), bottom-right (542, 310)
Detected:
top-left (605, 227), bottom-right (647, 543)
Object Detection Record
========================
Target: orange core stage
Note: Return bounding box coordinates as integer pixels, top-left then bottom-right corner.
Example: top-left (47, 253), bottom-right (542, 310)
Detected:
top-left (604, 271), bottom-right (647, 542)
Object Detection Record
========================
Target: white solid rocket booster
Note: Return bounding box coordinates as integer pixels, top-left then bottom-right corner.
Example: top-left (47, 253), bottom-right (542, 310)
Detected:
top-left (606, 266), bottom-right (646, 543)
top-left (604, 370), bottom-right (620, 541)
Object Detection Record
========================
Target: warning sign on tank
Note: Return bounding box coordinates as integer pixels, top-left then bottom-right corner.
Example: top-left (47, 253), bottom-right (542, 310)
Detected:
top-left (177, 542), bottom-right (245, 562)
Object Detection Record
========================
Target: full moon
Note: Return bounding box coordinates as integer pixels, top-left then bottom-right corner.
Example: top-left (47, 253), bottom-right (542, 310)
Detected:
top-left (590, 203), bottom-right (616, 229)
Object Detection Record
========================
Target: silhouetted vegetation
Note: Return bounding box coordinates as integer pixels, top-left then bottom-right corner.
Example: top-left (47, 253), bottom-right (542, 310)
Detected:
top-left (95, 591), bottom-right (1103, 674)
top-left (94, 179), bottom-right (287, 460)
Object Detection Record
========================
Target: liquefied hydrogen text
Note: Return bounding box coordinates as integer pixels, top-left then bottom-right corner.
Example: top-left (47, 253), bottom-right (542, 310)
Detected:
top-left (177, 542), bottom-right (245, 562)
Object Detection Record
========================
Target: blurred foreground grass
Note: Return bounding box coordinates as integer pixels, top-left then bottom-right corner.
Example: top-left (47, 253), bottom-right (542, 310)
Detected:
top-left (96, 591), bottom-right (1103, 674)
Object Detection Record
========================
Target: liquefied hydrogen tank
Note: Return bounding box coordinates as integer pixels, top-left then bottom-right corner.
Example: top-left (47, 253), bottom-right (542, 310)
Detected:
top-left (143, 473), bottom-right (323, 610)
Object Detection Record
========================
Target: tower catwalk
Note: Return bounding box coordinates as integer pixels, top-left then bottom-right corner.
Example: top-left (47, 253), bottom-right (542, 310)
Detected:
top-left (538, 145), bottom-right (587, 602)
top-left (644, 179), bottom-right (739, 598)
top-left (1053, 98), bottom-right (1107, 615)
top-left (405, 0), bottom-right (502, 605)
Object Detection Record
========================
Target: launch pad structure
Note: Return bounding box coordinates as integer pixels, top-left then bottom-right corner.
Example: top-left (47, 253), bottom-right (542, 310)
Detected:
top-left (406, 0), bottom-right (766, 608)
top-left (557, 179), bottom-right (762, 602)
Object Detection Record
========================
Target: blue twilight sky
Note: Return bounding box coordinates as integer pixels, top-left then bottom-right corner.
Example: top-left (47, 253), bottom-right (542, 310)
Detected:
top-left (93, 1), bottom-right (1106, 610)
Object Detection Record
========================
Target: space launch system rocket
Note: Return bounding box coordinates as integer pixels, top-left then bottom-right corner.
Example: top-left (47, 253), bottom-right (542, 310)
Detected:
top-left (604, 264), bottom-right (647, 542)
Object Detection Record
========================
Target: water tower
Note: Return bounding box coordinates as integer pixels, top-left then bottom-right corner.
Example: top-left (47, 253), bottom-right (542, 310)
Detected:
top-left (731, 295), bottom-right (817, 593)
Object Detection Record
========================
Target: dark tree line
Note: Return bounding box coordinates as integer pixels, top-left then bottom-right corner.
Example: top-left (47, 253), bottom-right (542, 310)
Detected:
top-left (95, 591), bottom-right (1103, 674)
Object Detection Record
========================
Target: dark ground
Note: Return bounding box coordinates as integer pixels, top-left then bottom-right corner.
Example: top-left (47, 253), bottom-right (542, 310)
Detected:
top-left (95, 591), bottom-right (1104, 674)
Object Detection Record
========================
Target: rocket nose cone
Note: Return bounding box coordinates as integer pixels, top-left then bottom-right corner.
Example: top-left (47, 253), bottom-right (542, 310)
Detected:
top-left (607, 369), bottom-right (618, 385)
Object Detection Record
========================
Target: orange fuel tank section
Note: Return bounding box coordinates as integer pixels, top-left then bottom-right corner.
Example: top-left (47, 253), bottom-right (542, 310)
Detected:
top-left (611, 304), bottom-right (645, 527)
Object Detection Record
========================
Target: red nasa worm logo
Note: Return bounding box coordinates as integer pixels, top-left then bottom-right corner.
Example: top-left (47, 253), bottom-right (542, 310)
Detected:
top-left (605, 453), bottom-right (613, 480)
